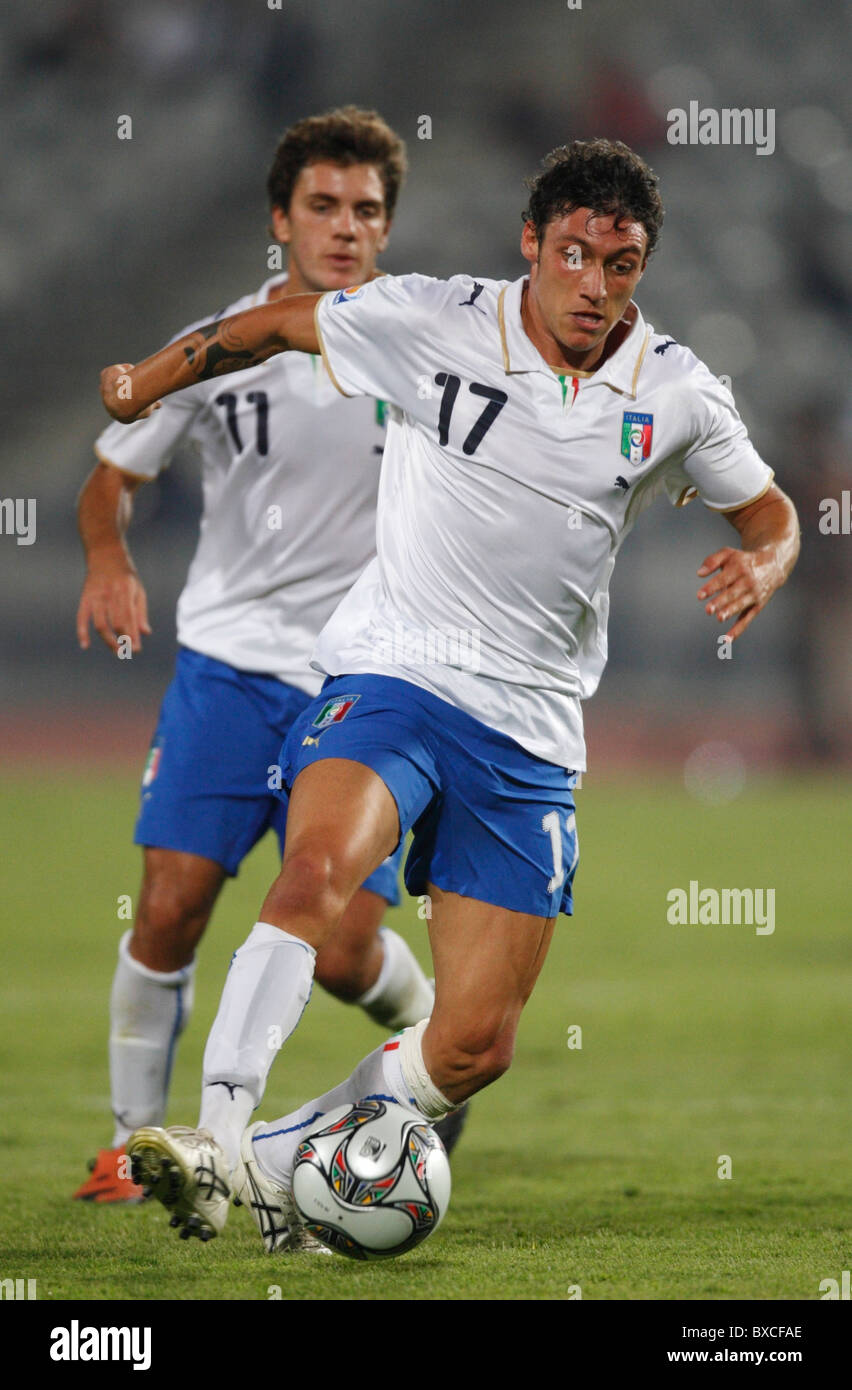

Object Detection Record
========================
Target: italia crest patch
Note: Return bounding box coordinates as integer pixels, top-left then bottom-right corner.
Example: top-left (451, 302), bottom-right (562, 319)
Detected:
top-left (311, 693), bottom-right (361, 734)
top-left (621, 411), bottom-right (653, 465)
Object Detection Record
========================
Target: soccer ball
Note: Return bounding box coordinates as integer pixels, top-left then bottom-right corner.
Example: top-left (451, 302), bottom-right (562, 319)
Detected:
top-left (292, 1098), bottom-right (451, 1260)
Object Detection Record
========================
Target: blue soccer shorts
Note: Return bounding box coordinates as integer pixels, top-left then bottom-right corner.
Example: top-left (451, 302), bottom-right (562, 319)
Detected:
top-left (278, 673), bottom-right (580, 918)
top-left (134, 647), bottom-right (401, 901)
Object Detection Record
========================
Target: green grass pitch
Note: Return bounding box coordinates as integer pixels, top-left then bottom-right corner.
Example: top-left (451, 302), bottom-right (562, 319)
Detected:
top-left (1, 769), bottom-right (850, 1301)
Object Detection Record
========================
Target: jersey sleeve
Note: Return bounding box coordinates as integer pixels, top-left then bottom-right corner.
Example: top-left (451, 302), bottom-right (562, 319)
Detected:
top-left (315, 274), bottom-right (446, 404)
top-left (94, 384), bottom-right (204, 480)
top-left (665, 364), bottom-right (773, 512)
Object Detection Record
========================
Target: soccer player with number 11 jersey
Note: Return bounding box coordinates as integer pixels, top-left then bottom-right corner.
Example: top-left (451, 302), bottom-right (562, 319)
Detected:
top-left (101, 138), bottom-right (799, 1250)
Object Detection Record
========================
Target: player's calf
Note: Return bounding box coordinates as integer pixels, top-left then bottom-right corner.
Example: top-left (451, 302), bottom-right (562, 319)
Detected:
top-left (421, 1013), bottom-right (516, 1105)
top-left (315, 932), bottom-right (384, 1000)
top-left (133, 847), bottom-right (224, 971)
top-left (311, 885), bottom-right (387, 999)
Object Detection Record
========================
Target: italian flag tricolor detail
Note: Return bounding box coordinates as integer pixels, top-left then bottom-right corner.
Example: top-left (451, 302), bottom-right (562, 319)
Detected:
top-left (142, 745), bottom-right (162, 788)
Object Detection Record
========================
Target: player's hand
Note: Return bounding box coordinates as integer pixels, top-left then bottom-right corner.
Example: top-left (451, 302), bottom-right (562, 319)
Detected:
top-left (100, 363), bottom-right (162, 424)
top-left (696, 544), bottom-right (785, 641)
top-left (77, 558), bottom-right (152, 654)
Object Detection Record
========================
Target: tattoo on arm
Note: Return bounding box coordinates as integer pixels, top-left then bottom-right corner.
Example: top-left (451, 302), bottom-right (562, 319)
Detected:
top-left (181, 322), bottom-right (291, 381)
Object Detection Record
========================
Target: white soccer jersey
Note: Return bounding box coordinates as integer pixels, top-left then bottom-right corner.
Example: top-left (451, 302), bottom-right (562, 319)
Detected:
top-left (313, 273), bottom-right (774, 770)
top-left (95, 276), bottom-right (386, 693)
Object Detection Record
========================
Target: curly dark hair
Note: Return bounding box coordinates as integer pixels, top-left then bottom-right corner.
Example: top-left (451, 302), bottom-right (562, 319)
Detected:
top-left (523, 138), bottom-right (664, 258)
top-left (267, 105), bottom-right (408, 220)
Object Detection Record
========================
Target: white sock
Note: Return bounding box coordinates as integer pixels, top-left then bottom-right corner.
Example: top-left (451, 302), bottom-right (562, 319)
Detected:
top-left (109, 930), bottom-right (196, 1146)
top-left (356, 927), bottom-right (435, 1030)
top-left (199, 921), bottom-right (316, 1170)
top-left (251, 1020), bottom-right (452, 1188)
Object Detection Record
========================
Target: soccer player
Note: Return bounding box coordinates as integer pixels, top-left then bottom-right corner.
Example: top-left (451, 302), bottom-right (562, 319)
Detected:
top-left (74, 107), bottom-right (448, 1208)
top-left (101, 138), bottom-right (799, 1249)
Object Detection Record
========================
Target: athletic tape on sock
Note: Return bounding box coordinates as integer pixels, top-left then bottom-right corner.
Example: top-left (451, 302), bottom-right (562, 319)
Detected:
top-left (398, 1019), bottom-right (453, 1121)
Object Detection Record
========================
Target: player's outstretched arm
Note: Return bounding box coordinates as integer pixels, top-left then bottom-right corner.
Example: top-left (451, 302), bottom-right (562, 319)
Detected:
top-left (696, 483), bottom-right (800, 641)
top-left (77, 462), bottom-right (151, 653)
top-left (100, 293), bottom-right (322, 423)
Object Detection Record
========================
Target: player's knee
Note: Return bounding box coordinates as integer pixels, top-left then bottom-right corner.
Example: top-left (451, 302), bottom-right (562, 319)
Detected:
top-left (137, 874), bottom-right (212, 944)
top-left (268, 847), bottom-right (349, 930)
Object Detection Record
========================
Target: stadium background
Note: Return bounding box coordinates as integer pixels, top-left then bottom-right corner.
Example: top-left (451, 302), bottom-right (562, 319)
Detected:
top-left (1, 0), bottom-right (850, 1303)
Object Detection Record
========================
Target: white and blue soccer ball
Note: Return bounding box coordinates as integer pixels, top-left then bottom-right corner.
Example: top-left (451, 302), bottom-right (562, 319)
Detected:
top-left (292, 1099), bottom-right (451, 1260)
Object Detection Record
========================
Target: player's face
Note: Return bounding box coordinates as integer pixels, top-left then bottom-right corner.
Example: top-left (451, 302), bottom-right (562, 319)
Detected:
top-left (521, 208), bottom-right (647, 370)
top-left (271, 161), bottom-right (390, 294)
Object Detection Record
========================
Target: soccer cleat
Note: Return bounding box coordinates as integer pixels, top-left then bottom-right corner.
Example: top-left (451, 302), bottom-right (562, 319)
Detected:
top-left (289, 1226), bottom-right (333, 1255)
top-left (126, 1126), bottom-right (231, 1241)
top-left (72, 1146), bottom-right (145, 1204)
top-left (434, 1101), bottom-right (470, 1158)
top-left (232, 1123), bottom-right (331, 1255)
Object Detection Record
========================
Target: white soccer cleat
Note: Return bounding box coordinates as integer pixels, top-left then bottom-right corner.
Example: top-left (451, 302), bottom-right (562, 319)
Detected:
top-left (126, 1126), bottom-right (231, 1242)
top-left (289, 1227), bottom-right (333, 1255)
top-left (232, 1122), bottom-right (330, 1255)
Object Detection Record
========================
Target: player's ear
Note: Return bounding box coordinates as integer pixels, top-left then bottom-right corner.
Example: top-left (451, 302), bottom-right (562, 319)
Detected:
top-left (270, 205), bottom-right (291, 245)
top-left (520, 220), bottom-right (539, 267)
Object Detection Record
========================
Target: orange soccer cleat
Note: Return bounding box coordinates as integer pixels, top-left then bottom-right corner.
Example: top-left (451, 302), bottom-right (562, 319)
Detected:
top-left (72, 1146), bottom-right (145, 1204)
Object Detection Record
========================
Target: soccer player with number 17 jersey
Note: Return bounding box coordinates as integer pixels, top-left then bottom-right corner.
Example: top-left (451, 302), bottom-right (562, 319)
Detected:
top-left (73, 108), bottom-right (460, 1214)
top-left (102, 138), bottom-right (799, 1250)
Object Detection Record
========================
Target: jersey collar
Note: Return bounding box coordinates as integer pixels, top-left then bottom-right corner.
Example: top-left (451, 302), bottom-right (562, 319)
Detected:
top-left (255, 272), bottom-right (290, 305)
top-left (497, 276), bottom-right (650, 399)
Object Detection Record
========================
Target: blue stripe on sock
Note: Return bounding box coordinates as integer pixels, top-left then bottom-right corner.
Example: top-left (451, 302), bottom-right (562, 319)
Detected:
top-left (252, 1110), bottom-right (325, 1142)
top-left (163, 984), bottom-right (184, 1093)
top-left (252, 1094), bottom-right (400, 1146)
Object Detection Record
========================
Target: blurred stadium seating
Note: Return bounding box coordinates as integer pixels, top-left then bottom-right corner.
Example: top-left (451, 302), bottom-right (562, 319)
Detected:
top-left (2, 0), bottom-right (849, 767)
